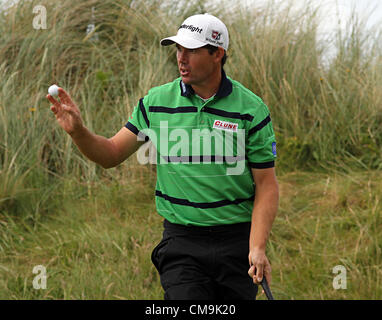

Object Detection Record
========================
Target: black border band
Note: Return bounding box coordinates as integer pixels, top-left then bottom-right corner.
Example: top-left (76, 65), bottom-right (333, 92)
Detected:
top-left (125, 122), bottom-right (149, 142)
top-left (248, 161), bottom-right (275, 169)
top-left (156, 190), bottom-right (254, 209)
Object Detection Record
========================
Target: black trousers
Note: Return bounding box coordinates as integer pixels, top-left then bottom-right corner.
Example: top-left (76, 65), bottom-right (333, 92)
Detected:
top-left (151, 219), bottom-right (258, 300)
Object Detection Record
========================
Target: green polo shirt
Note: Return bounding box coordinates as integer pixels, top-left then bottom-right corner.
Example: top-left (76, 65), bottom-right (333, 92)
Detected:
top-left (125, 70), bottom-right (276, 226)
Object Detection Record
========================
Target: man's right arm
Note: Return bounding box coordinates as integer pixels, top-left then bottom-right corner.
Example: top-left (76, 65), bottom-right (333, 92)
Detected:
top-left (47, 87), bottom-right (143, 169)
top-left (70, 126), bottom-right (143, 169)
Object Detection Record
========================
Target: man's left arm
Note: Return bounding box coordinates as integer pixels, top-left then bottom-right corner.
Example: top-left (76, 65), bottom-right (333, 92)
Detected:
top-left (248, 167), bottom-right (279, 286)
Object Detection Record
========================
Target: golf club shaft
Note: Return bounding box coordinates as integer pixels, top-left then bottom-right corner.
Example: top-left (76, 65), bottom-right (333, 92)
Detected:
top-left (260, 277), bottom-right (274, 300)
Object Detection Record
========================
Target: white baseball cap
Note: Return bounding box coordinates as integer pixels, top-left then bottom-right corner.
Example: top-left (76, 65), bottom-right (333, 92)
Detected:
top-left (160, 13), bottom-right (229, 51)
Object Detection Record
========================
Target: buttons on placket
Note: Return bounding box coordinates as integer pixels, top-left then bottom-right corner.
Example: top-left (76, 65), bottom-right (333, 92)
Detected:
top-left (200, 104), bottom-right (206, 125)
top-left (200, 101), bottom-right (209, 126)
top-left (194, 97), bottom-right (201, 127)
top-left (195, 95), bottom-right (214, 128)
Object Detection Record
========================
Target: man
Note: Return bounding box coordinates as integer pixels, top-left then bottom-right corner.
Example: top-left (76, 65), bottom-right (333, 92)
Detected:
top-left (47, 13), bottom-right (279, 300)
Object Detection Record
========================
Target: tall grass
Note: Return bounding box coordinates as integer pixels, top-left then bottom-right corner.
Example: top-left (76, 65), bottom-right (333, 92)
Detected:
top-left (270, 170), bottom-right (382, 299)
top-left (0, 0), bottom-right (381, 299)
top-left (225, 2), bottom-right (382, 171)
top-left (1, 170), bottom-right (381, 299)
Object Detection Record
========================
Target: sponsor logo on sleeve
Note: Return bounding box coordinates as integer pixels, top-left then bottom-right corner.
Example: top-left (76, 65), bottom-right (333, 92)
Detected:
top-left (272, 142), bottom-right (277, 156)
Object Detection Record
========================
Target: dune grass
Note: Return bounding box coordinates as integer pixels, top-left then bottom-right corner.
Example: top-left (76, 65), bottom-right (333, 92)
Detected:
top-left (1, 169), bottom-right (381, 299)
top-left (0, 0), bottom-right (381, 299)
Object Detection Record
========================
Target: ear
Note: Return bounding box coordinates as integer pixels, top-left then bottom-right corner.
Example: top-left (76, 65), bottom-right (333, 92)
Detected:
top-left (214, 47), bottom-right (225, 64)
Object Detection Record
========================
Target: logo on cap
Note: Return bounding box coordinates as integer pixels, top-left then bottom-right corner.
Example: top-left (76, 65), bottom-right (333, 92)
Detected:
top-left (179, 24), bottom-right (203, 34)
top-left (212, 30), bottom-right (221, 40)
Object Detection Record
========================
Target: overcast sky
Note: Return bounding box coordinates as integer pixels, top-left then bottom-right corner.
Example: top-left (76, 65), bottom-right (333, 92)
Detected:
top-left (1, 0), bottom-right (381, 41)
top-left (329, 0), bottom-right (382, 28)
top-left (311, 0), bottom-right (380, 32)
top-left (245, 0), bottom-right (382, 33)
top-left (1, 0), bottom-right (381, 32)
top-left (239, 0), bottom-right (382, 61)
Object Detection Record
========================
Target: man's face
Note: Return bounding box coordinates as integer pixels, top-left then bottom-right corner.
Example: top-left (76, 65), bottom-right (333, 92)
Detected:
top-left (176, 44), bottom-right (219, 87)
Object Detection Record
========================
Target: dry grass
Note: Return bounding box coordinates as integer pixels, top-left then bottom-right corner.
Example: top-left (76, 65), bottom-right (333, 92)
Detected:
top-left (0, 0), bottom-right (381, 300)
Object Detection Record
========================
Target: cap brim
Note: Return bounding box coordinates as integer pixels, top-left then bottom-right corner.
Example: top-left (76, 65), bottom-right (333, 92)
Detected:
top-left (160, 35), bottom-right (206, 49)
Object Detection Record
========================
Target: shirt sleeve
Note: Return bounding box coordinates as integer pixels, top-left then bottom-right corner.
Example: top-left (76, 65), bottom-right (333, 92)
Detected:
top-left (246, 101), bottom-right (277, 168)
top-left (125, 95), bottom-right (150, 142)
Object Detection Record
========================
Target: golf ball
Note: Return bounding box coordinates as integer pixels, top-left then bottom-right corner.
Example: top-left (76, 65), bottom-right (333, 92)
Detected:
top-left (48, 85), bottom-right (59, 97)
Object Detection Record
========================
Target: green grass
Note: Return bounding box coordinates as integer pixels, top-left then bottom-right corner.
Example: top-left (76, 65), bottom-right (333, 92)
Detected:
top-left (0, 172), bottom-right (163, 299)
top-left (269, 170), bottom-right (382, 299)
top-left (1, 170), bottom-right (381, 299)
top-left (1, 0), bottom-right (382, 299)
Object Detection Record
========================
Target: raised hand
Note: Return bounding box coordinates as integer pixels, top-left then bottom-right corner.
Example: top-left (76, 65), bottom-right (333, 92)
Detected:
top-left (46, 87), bottom-right (84, 136)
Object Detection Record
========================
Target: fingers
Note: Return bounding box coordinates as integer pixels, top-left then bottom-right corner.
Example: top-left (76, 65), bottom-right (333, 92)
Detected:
top-left (248, 265), bottom-right (261, 284)
top-left (248, 264), bottom-right (255, 278)
top-left (256, 265), bottom-right (264, 283)
top-left (264, 264), bottom-right (272, 286)
top-left (248, 253), bottom-right (271, 285)
top-left (47, 94), bottom-right (61, 114)
top-left (46, 94), bottom-right (60, 107)
top-left (248, 263), bottom-right (264, 283)
top-left (57, 87), bottom-right (75, 107)
top-left (253, 266), bottom-right (264, 284)
top-left (47, 90), bottom-right (76, 115)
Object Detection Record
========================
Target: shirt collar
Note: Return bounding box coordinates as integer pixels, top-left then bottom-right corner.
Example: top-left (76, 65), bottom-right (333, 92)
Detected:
top-left (180, 69), bottom-right (233, 99)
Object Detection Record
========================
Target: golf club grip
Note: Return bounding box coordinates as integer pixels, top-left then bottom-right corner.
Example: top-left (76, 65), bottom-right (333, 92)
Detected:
top-left (260, 277), bottom-right (275, 300)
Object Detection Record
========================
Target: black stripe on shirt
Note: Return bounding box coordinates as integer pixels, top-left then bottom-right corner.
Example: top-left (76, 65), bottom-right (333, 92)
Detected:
top-left (248, 161), bottom-right (275, 169)
top-left (162, 155), bottom-right (246, 164)
top-left (139, 98), bottom-right (150, 128)
top-left (149, 106), bottom-right (197, 114)
top-left (248, 115), bottom-right (271, 136)
top-left (125, 122), bottom-right (149, 142)
top-left (155, 190), bottom-right (254, 209)
top-left (161, 155), bottom-right (245, 163)
top-left (202, 106), bottom-right (254, 121)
